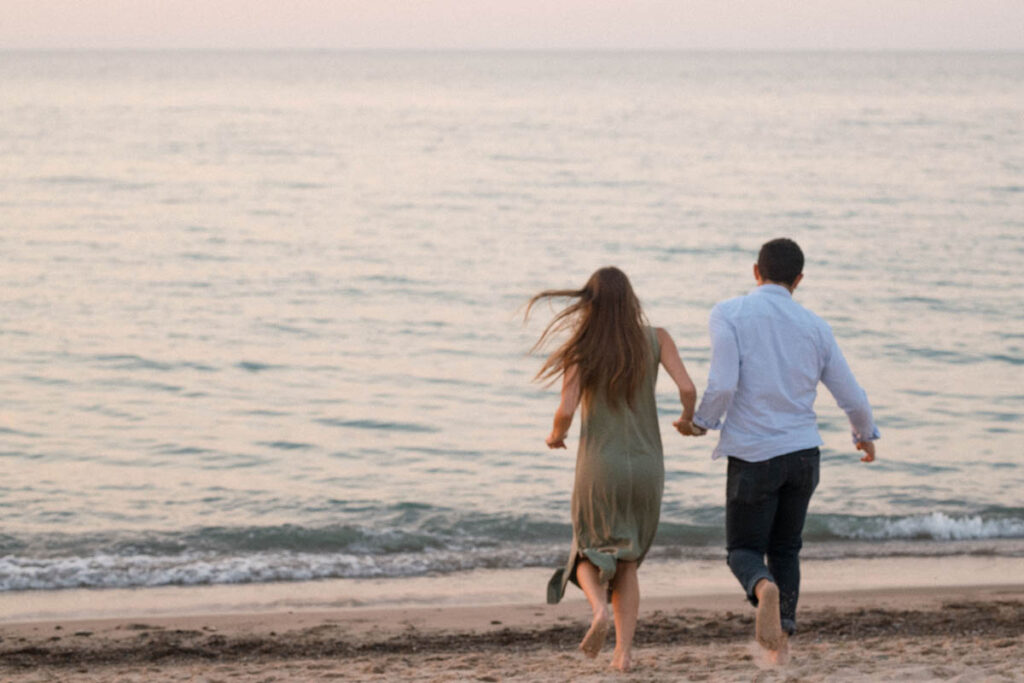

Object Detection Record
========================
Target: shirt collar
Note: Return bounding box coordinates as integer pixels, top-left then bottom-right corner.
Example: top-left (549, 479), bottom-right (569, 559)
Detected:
top-left (751, 283), bottom-right (793, 298)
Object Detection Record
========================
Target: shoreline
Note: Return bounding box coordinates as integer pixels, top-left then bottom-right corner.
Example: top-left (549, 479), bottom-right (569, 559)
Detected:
top-left (2, 577), bottom-right (1022, 680)
top-left (4, 552), bottom-right (1023, 624)
top-left (2, 586), bottom-right (1022, 681)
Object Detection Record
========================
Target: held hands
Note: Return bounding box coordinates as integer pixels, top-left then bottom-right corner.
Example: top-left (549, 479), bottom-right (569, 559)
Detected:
top-left (673, 416), bottom-right (707, 437)
top-left (856, 440), bottom-right (876, 463)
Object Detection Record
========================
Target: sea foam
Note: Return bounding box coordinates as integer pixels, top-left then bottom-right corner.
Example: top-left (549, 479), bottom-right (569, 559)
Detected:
top-left (833, 512), bottom-right (1024, 541)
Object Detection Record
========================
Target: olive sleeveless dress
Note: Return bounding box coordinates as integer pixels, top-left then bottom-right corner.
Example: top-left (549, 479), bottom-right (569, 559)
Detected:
top-left (547, 326), bottom-right (664, 604)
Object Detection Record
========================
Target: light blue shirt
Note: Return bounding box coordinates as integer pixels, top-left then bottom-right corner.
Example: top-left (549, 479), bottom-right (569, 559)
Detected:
top-left (693, 284), bottom-right (880, 462)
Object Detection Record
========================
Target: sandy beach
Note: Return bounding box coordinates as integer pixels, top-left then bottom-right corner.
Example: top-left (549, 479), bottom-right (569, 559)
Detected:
top-left (3, 582), bottom-right (1022, 682)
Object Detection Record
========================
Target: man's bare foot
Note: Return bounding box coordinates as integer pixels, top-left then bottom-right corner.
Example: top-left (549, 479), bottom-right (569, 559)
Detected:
top-left (611, 648), bottom-right (632, 672)
top-left (579, 606), bottom-right (611, 658)
top-left (764, 633), bottom-right (790, 666)
top-left (754, 581), bottom-right (785, 652)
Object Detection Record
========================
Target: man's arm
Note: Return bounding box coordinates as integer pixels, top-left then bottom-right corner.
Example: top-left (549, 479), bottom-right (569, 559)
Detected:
top-left (691, 304), bottom-right (739, 432)
top-left (820, 331), bottom-right (880, 461)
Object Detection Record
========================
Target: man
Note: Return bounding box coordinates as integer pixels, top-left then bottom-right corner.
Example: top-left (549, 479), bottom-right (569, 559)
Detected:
top-left (675, 237), bottom-right (879, 662)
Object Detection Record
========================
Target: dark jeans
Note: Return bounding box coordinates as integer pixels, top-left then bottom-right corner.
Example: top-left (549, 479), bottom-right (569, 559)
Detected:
top-left (725, 447), bottom-right (820, 635)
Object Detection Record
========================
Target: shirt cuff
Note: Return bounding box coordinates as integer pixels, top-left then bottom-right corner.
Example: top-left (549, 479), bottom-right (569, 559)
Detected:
top-left (692, 415), bottom-right (716, 431)
top-left (851, 426), bottom-right (881, 444)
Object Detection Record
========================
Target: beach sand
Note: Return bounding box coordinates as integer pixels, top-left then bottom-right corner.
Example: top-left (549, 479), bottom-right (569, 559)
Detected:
top-left (2, 583), bottom-right (1022, 682)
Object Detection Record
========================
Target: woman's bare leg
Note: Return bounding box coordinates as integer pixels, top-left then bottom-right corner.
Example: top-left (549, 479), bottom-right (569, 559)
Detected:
top-left (575, 559), bottom-right (611, 658)
top-left (610, 560), bottom-right (639, 671)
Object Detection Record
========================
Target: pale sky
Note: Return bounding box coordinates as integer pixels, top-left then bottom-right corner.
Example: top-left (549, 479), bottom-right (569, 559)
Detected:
top-left (4, 0), bottom-right (1024, 51)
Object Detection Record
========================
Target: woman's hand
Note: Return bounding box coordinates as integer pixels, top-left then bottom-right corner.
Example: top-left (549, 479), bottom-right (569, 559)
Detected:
top-left (546, 433), bottom-right (567, 449)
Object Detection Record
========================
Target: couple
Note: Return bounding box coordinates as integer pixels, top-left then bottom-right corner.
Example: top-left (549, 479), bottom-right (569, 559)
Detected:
top-left (528, 238), bottom-right (879, 671)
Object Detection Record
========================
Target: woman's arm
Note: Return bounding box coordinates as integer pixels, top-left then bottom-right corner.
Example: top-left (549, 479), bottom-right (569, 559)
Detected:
top-left (655, 327), bottom-right (703, 436)
top-left (546, 365), bottom-right (581, 449)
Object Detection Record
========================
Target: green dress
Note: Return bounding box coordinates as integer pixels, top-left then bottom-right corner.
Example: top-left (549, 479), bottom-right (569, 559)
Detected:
top-left (547, 326), bottom-right (664, 604)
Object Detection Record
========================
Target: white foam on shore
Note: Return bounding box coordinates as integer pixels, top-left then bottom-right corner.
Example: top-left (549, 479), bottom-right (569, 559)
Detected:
top-left (0, 546), bottom-right (565, 592)
top-left (838, 512), bottom-right (1024, 541)
top-left (2, 554), bottom-right (1022, 625)
top-left (3, 519), bottom-right (1023, 593)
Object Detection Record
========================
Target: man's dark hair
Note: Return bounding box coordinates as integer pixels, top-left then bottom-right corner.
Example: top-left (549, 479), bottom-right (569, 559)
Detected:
top-left (758, 238), bottom-right (804, 286)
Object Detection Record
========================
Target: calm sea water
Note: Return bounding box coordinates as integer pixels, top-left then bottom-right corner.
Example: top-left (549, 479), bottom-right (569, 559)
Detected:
top-left (1, 51), bottom-right (1022, 592)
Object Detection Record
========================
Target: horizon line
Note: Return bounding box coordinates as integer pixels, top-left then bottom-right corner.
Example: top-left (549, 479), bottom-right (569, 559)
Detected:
top-left (2, 47), bottom-right (1023, 54)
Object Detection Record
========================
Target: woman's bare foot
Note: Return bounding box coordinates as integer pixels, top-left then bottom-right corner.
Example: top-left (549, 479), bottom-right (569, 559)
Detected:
top-left (754, 580), bottom-right (785, 652)
top-left (611, 647), bottom-right (632, 672)
top-left (579, 605), bottom-right (611, 658)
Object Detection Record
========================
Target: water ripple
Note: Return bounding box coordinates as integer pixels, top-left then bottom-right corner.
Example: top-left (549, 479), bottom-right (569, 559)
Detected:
top-left (315, 418), bottom-right (440, 433)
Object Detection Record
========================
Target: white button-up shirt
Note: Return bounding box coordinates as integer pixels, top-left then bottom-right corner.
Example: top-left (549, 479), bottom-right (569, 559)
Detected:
top-left (693, 284), bottom-right (880, 462)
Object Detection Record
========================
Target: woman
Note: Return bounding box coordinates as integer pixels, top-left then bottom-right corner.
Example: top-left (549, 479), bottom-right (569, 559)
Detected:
top-left (527, 266), bottom-right (700, 672)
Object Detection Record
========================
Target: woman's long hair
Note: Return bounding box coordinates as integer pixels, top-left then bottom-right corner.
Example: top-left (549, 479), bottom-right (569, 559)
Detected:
top-left (525, 266), bottom-right (651, 410)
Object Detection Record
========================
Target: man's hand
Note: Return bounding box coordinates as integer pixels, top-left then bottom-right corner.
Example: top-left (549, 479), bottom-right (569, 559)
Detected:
top-left (673, 418), bottom-right (706, 437)
top-left (856, 440), bottom-right (876, 463)
top-left (546, 433), bottom-right (567, 449)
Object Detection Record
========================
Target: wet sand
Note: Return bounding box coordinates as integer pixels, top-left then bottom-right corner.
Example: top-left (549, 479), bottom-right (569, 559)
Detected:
top-left (2, 584), bottom-right (1022, 681)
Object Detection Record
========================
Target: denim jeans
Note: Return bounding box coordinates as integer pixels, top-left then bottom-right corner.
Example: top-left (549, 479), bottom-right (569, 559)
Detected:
top-left (725, 447), bottom-right (820, 635)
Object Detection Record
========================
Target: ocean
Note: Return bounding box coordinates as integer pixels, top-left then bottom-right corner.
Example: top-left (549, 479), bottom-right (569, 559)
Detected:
top-left (1, 51), bottom-right (1022, 600)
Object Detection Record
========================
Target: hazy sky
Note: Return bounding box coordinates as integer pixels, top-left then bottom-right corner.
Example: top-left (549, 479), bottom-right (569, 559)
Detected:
top-left (4, 0), bottom-right (1024, 51)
